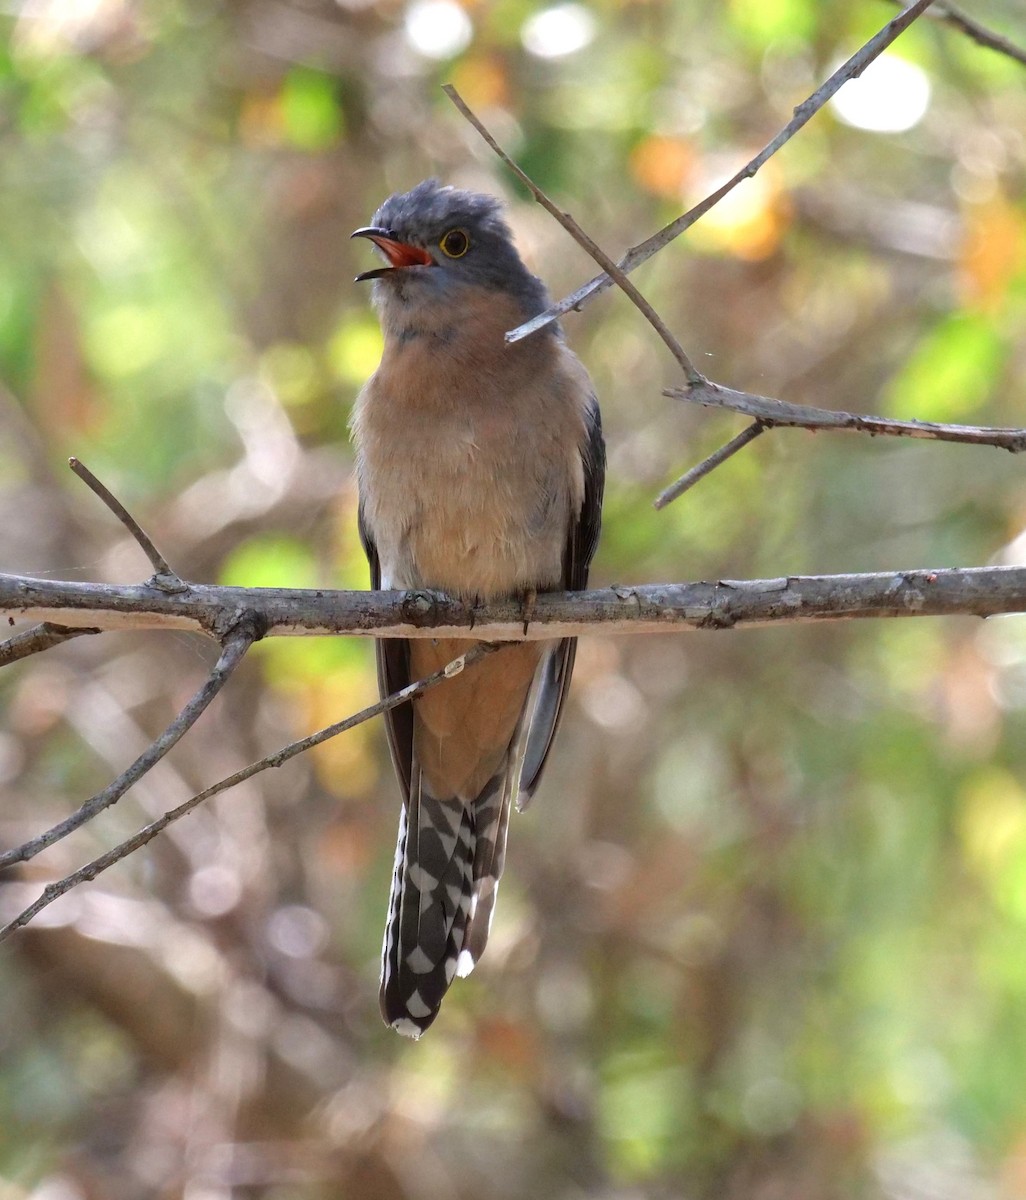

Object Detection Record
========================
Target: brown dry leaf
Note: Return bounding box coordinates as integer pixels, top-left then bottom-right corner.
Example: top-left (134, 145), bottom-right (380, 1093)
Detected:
top-left (447, 54), bottom-right (510, 110)
top-left (959, 192), bottom-right (1026, 311)
top-left (629, 135), bottom-right (697, 200)
top-left (689, 156), bottom-right (792, 261)
top-left (300, 675), bottom-right (381, 799)
top-left (475, 1014), bottom-right (542, 1078)
top-left (31, 284), bottom-right (102, 436)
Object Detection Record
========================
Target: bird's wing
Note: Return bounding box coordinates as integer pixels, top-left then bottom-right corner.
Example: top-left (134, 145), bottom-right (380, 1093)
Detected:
top-left (518, 394), bottom-right (606, 807)
top-left (358, 500), bottom-right (413, 804)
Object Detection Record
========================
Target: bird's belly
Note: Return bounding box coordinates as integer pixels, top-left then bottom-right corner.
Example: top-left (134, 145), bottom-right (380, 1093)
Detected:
top-left (369, 437), bottom-right (569, 600)
top-left (405, 510), bottom-right (552, 599)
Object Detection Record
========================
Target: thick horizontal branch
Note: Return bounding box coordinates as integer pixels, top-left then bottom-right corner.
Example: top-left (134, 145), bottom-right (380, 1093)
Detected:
top-left (3, 568), bottom-right (1026, 642)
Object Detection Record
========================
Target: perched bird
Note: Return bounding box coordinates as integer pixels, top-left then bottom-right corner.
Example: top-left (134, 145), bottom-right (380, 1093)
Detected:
top-left (350, 179), bottom-right (604, 1038)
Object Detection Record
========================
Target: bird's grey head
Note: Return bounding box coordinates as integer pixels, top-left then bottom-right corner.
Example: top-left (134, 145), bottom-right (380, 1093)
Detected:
top-left (351, 179), bottom-right (550, 320)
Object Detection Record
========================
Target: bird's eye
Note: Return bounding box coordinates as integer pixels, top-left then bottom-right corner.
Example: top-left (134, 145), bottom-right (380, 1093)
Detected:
top-left (439, 228), bottom-right (470, 258)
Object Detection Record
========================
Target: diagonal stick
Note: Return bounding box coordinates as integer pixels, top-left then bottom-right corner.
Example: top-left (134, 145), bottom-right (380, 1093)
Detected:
top-left (506, 0), bottom-right (940, 343)
top-left (655, 384), bottom-right (1026, 507)
top-left (887, 0), bottom-right (1026, 67)
top-left (0, 614), bottom-right (263, 870)
top-left (0, 622), bottom-right (100, 667)
top-left (443, 85), bottom-right (703, 383)
top-left (0, 642), bottom-right (503, 941)
top-left (69, 457), bottom-right (184, 587)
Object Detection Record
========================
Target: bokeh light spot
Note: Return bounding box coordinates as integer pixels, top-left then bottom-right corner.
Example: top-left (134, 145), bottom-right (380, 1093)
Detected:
top-left (521, 4), bottom-right (596, 59)
top-left (830, 53), bottom-right (930, 133)
top-left (404, 0), bottom-right (473, 60)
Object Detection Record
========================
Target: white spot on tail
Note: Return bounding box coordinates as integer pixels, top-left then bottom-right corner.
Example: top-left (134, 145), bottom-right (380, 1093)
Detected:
top-left (405, 946), bottom-right (435, 974)
top-left (408, 864), bottom-right (439, 893)
top-left (406, 989), bottom-right (432, 1018)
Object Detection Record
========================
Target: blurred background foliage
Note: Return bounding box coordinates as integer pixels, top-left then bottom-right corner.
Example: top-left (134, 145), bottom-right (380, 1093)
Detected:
top-left (1, 0), bottom-right (1026, 1196)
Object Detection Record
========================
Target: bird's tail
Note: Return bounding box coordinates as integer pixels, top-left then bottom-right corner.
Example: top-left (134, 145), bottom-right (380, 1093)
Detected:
top-left (379, 768), bottom-right (513, 1038)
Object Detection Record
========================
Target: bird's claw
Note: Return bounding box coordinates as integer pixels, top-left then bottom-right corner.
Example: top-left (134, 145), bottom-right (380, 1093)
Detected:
top-left (520, 587), bottom-right (537, 637)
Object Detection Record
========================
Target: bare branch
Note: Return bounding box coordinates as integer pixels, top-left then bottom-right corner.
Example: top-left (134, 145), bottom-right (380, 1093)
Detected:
top-left (0, 612), bottom-right (264, 871)
top-left (653, 383), bottom-right (1026, 507)
top-left (69, 457), bottom-right (185, 589)
top-left (654, 422), bottom-right (766, 509)
top-left (0, 642), bottom-right (503, 941)
top-left (888, 0), bottom-right (1026, 67)
top-left (507, 0), bottom-right (940, 343)
top-left (0, 621), bottom-right (100, 667)
top-left (442, 85), bottom-right (703, 383)
top-left (667, 383), bottom-right (1026, 450)
top-left (4, 569), bottom-right (1026, 642)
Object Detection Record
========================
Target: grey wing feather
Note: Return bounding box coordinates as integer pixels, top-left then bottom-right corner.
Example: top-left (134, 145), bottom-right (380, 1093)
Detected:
top-left (358, 500), bottom-right (414, 803)
top-left (518, 395), bottom-right (605, 807)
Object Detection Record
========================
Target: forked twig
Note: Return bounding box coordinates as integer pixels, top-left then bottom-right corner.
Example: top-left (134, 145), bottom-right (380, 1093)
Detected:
top-left (443, 3), bottom-right (961, 506)
top-left (2, 464), bottom-right (189, 667)
top-left (888, 0), bottom-right (1026, 67)
top-left (654, 422), bottom-right (766, 510)
top-left (0, 641), bottom-right (504, 940)
top-left (668, 384), bottom-right (1026, 449)
top-left (0, 613), bottom-right (264, 871)
top-left (443, 85), bottom-right (703, 383)
top-left (656, 385), bottom-right (1026, 507)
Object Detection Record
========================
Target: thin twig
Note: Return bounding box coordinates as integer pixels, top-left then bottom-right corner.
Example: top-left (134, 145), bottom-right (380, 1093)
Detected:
top-left (668, 383), bottom-right (1026, 448)
top-left (0, 642), bottom-right (503, 941)
top-left (507, 0), bottom-right (940, 343)
top-left (888, 0), bottom-right (1026, 67)
top-left (69, 457), bottom-right (184, 589)
top-left (654, 422), bottom-right (766, 509)
top-left (0, 621), bottom-right (100, 667)
top-left (443, 85), bottom-right (704, 383)
top-left (654, 383), bottom-right (1026, 508)
top-left (0, 613), bottom-right (264, 871)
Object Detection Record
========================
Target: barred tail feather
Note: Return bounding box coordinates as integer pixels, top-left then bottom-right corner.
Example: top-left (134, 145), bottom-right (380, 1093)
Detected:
top-left (379, 775), bottom-right (475, 1038)
top-left (379, 765), bottom-right (518, 1036)
top-left (458, 772), bottom-right (514, 976)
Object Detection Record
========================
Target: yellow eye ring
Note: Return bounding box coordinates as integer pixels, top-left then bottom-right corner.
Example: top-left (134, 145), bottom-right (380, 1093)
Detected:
top-left (439, 228), bottom-right (470, 258)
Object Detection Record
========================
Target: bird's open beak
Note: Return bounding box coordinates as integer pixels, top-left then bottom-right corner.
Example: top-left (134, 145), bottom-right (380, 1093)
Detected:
top-left (351, 227), bottom-right (434, 281)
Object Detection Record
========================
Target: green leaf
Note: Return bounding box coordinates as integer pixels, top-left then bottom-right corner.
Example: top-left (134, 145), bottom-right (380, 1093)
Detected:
top-left (280, 68), bottom-right (343, 151)
top-left (219, 535), bottom-right (319, 590)
top-left (885, 313), bottom-right (1006, 422)
top-left (729, 0), bottom-right (814, 43)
